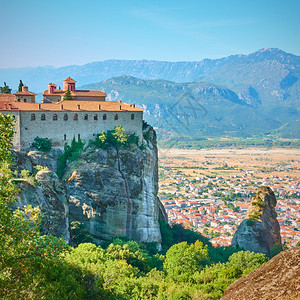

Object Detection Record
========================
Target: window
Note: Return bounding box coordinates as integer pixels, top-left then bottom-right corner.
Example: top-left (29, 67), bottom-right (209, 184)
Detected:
top-left (131, 113), bottom-right (134, 120)
top-left (31, 113), bottom-right (35, 121)
top-left (94, 114), bottom-right (98, 120)
top-left (78, 134), bottom-right (80, 140)
top-left (24, 99), bottom-right (27, 103)
top-left (84, 114), bottom-right (88, 120)
top-left (41, 114), bottom-right (45, 121)
top-left (64, 114), bottom-right (68, 121)
top-left (53, 114), bottom-right (58, 121)
top-left (74, 114), bottom-right (78, 120)
top-left (64, 134), bottom-right (66, 141)
top-left (103, 114), bottom-right (107, 120)
top-left (114, 114), bottom-right (118, 120)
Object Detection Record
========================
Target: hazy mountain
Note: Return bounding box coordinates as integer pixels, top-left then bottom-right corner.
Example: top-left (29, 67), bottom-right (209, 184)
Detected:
top-left (0, 48), bottom-right (299, 106)
top-left (0, 48), bottom-right (299, 137)
top-left (81, 76), bottom-right (298, 138)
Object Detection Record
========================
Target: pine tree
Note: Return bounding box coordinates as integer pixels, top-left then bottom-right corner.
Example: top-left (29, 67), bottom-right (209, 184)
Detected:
top-left (63, 88), bottom-right (73, 100)
top-left (0, 82), bottom-right (12, 94)
top-left (18, 80), bottom-right (24, 92)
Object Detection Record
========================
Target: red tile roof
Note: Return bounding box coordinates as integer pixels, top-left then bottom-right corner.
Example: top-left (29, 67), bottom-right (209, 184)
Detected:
top-left (13, 91), bottom-right (37, 96)
top-left (63, 77), bottom-right (76, 82)
top-left (42, 89), bottom-right (106, 97)
top-left (0, 100), bottom-right (143, 112)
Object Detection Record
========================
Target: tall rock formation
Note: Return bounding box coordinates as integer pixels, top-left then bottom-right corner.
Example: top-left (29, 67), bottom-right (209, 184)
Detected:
top-left (65, 124), bottom-right (162, 244)
top-left (221, 246), bottom-right (300, 300)
top-left (231, 186), bottom-right (281, 255)
top-left (13, 124), bottom-right (163, 245)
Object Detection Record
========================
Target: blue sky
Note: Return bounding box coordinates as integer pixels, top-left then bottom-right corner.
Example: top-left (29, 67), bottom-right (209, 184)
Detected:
top-left (1, 0), bottom-right (299, 68)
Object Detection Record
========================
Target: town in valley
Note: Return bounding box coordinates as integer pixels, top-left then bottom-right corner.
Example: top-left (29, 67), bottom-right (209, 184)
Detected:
top-left (158, 148), bottom-right (300, 248)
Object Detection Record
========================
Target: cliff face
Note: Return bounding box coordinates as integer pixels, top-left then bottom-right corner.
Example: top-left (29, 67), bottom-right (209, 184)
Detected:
top-left (13, 125), bottom-right (163, 244)
top-left (231, 186), bottom-right (281, 255)
top-left (14, 170), bottom-right (70, 241)
top-left (221, 246), bottom-right (300, 300)
top-left (65, 125), bottom-right (162, 243)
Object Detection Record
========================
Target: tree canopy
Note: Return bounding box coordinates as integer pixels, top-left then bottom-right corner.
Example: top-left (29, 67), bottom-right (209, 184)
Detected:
top-left (0, 82), bottom-right (12, 94)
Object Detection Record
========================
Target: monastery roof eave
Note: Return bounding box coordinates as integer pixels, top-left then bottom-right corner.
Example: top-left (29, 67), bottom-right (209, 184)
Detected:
top-left (0, 100), bottom-right (143, 112)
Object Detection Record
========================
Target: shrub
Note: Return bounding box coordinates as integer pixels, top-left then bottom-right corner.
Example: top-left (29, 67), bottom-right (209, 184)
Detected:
top-left (89, 126), bottom-right (140, 150)
top-left (32, 136), bottom-right (52, 152)
top-left (57, 137), bottom-right (85, 178)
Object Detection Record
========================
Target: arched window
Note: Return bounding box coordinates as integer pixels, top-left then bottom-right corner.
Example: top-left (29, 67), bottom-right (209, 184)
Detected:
top-left (84, 114), bottom-right (88, 120)
top-left (41, 114), bottom-right (45, 121)
top-left (31, 113), bottom-right (35, 121)
top-left (94, 114), bottom-right (98, 120)
top-left (64, 134), bottom-right (66, 141)
top-left (74, 114), bottom-right (78, 120)
top-left (114, 114), bottom-right (118, 120)
top-left (64, 114), bottom-right (68, 121)
top-left (131, 113), bottom-right (134, 120)
top-left (53, 114), bottom-right (58, 121)
top-left (24, 99), bottom-right (27, 102)
top-left (103, 114), bottom-right (107, 120)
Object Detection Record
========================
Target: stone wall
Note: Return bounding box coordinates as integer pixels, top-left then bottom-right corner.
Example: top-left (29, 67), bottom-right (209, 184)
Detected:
top-left (14, 110), bottom-right (143, 149)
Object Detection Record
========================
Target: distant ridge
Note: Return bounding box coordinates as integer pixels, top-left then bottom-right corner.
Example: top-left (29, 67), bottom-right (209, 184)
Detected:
top-left (0, 48), bottom-right (299, 138)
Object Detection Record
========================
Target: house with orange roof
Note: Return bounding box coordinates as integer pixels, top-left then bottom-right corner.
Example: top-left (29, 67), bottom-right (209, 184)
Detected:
top-left (0, 77), bottom-right (143, 149)
top-left (0, 85), bottom-right (37, 103)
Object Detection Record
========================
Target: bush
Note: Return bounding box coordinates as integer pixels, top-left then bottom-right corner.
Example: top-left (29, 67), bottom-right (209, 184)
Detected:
top-left (32, 137), bottom-right (52, 152)
top-left (90, 126), bottom-right (140, 150)
top-left (57, 137), bottom-right (84, 178)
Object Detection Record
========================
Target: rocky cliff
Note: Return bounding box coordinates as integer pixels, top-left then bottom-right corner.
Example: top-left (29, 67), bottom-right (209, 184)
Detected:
top-left (221, 246), bottom-right (300, 300)
top-left (231, 186), bottom-right (281, 255)
top-left (13, 124), bottom-right (164, 245)
top-left (65, 125), bottom-right (162, 243)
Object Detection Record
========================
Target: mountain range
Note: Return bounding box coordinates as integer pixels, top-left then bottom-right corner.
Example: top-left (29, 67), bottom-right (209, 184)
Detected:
top-left (0, 48), bottom-right (299, 138)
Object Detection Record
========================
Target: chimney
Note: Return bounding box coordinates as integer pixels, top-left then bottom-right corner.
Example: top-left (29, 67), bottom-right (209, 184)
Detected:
top-left (22, 86), bottom-right (28, 92)
top-left (120, 105), bottom-right (122, 110)
top-left (120, 99), bottom-right (122, 103)
top-left (8, 103), bottom-right (12, 109)
top-left (132, 103), bottom-right (135, 108)
top-left (77, 104), bottom-right (80, 110)
top-left (99, 104), bottom-right (101, 110)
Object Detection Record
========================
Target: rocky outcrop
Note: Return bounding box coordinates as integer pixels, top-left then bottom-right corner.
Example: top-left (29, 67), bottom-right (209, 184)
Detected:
top-left (15, 170), bottom-right (69, 241)
top-left (66, 125), bottom-right (162, 244)
top-left (221, 246), bottom-right (300, 300)
top-left (13, 125), bottom-right (164, 245)
top-left (231, 186), bottom-right (281, 255)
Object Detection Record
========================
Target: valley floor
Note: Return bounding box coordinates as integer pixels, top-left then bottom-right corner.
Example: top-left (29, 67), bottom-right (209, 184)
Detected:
top-left (158, 148), bottom-right (300, 247)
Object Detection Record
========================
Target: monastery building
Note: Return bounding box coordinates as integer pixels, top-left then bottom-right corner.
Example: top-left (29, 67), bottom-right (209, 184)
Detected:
top-left (0, 77), bottom-right (143, 150)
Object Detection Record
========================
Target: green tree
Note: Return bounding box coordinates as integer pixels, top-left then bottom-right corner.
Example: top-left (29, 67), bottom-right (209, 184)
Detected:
top-left (63, 88), bottom-right (73, 100)
top-left (163, 241), bottom-right (209, 282)
top-left (18, 80), bottom-right (24, 92)
top-left (227, 250), bottom-right (268, 276)
top-left (70, 221), bottom-right (93, 246)
top-left (0, 82), bottom-right (12, 94)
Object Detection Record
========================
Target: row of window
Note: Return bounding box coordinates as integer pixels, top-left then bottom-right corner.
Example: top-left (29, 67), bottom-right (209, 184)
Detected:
top-left (31, 113), bottom-right (135, 121)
